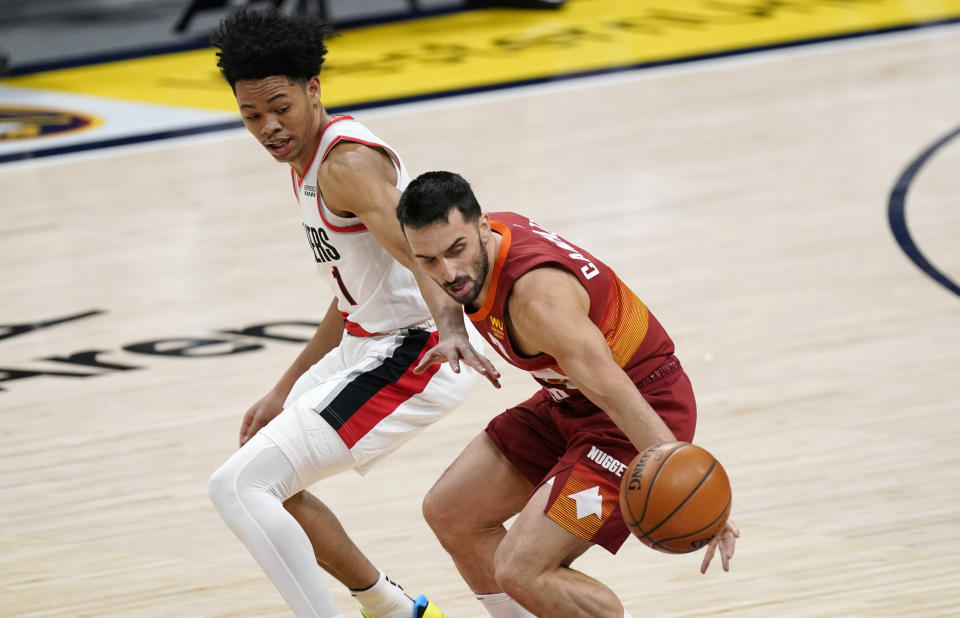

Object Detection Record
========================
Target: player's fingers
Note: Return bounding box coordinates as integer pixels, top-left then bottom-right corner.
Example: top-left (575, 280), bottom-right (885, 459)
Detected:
top-left (239, 410), bottom-right (254, 446)
top-left (726, 531), bottom-right (737, 559)
top-left (462, 356), bottom-right (500, 387)
top-left (246, 417), bottom-right (266, 442)
top-left (700, 542), bottom-right (717, 574)
top-left (459, 351), bottom-right (502, 388)
top-left (475, 355), bottom-right (501, 381)
top-left (415, 349), bottom-right (446, 374)
top-left (720, 535), bottom-right (734, 571)
top-left (472, 368), bottom-right (500, 388)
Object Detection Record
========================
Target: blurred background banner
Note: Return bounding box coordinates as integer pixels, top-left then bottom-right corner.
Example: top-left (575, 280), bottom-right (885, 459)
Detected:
top-left (2, 0), bottom-right (960, 162)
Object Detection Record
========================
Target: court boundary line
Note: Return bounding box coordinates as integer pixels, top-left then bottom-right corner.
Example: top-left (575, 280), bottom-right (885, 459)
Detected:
top-left (888, 125), bottom-right (960, 299)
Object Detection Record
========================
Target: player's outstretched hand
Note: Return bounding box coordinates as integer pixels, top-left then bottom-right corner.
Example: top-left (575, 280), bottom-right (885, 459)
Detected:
top-left (416, 332), bottom-right (501, 388)
top-left (700, 519), bottom-right (740, 574)
top-left (239, 389), bottom-right (286, 447)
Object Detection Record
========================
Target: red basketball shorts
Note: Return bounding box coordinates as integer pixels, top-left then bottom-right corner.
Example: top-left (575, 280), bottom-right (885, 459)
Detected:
top-left (485, 355), bottom-right (696, 554)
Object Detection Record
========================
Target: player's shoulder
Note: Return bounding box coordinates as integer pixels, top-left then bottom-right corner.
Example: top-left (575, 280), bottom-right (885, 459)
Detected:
top-left (511, 266), bottom-right (582, 307)
top-left (318, 141), bottom-right (381, 182)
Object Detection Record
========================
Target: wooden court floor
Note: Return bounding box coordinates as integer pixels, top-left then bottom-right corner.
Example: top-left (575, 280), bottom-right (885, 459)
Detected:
top-left (1, 25), bottom-right (959, 617)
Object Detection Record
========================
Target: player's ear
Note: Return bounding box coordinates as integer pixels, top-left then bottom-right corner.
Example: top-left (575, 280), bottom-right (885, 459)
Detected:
top-left (305, 76), bottom-right (321, 102)
top-left (478, 213), bottom-right (490, 242)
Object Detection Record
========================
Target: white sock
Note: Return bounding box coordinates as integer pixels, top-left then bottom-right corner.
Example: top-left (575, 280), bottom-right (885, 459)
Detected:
top-left (351, 570), bottom-right (413, 618)
top-left (476, 592), bottom-right (536, 618)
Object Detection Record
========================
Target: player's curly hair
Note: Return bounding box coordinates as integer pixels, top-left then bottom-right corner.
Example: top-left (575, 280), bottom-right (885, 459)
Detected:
top-left (211, 8), bottom-right (335, 90)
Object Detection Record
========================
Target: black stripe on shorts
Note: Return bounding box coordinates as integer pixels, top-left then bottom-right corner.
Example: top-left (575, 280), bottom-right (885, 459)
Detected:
top-left (319, 329), bottom-right (431, 431)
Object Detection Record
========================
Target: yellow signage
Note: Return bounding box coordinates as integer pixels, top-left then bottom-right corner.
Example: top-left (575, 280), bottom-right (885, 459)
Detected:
top-left (4, 0), bottom-right (959, 112)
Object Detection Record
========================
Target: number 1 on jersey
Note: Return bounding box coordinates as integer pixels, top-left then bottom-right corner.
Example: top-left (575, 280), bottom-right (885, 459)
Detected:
top-left (331, 266), bottom-right (357, 305)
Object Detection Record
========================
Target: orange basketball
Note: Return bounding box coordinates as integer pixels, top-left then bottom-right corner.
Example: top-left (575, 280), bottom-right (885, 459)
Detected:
top-left (619, 442), bottom-right (731, 554)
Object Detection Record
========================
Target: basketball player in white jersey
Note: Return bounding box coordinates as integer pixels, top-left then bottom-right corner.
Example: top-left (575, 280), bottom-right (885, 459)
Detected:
top-left (206, 9), bottom-right (499, 618)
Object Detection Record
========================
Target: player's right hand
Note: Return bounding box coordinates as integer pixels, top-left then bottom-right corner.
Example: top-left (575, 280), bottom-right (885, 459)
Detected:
top-left (239, 389), bottom-right (286, 447)
top-left (416, 331), bottom-right (502, 388)
top-left (700, 519), bottom-right (740, 574)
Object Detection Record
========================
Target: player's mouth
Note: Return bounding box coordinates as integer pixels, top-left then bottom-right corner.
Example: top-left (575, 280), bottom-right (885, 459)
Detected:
top-left (446, 278), bottom-right (472, 300)
top-left (265, 137), bottom-right (293, 156)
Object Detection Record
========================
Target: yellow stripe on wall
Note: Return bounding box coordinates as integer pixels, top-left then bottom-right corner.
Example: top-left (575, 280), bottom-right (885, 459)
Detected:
top-left (5, 0), bottom-right (959, 113)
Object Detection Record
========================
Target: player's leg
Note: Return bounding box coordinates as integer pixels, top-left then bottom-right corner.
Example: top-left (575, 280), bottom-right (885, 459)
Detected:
top-left (284, 490), bottom-right (419, 617)
top-left (281, 327), bottom-right (478, 616)
top-left (284, 490), bottom-right (378, 588)
top-left (423, 389), bottom-right (566, 617)
top-left (210, 334), bottom-right (413, 618)
top-left (493, 484), bottom-right (623, 617)
top-left (211, 402), bottom-right (420, 618)
top-left (276, 339), bottom-right (384, 591)
top-left (208, 423), bottom-right (351, 618)
top-left (422, 432), bottom-right (533, 593)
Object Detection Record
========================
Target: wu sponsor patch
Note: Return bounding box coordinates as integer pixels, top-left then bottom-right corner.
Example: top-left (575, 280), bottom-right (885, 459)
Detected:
top-left (489, 316), bottom-right (504, 339)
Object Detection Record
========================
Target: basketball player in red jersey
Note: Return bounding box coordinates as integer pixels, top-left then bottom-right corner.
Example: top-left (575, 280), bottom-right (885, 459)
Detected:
top-left (206, 10), bottom-right (499, 618)
top-left (397, 171), bottom-right (740, 617)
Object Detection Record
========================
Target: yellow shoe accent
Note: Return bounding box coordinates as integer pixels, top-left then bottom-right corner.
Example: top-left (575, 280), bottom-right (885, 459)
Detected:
top-left (413, 594), bottom-right (446, 618)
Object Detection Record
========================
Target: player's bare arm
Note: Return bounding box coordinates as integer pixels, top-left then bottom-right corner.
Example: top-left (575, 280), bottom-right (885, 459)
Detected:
top-left (239, 298), bottom-right (344, 446)
top-left (508, 266), bottom-right (741, 572)
top-left (317, 143), bottom-right (500, 386)
top-left (507, 266), bottom-right (675, 450)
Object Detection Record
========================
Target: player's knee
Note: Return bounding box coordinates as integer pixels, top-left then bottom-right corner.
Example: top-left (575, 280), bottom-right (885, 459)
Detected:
top-left (422, 482), bottom-right (455, 537)
top-left (492, 544), bottom-right (531, 602)
top-left (207, 462), bottom-right (237, 516)
top-left (207, 461), bottom-right (240, 514)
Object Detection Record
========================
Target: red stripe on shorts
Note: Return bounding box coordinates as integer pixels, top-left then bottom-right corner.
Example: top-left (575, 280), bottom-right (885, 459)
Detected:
top-left (336, 331), bottom-right (441, 447)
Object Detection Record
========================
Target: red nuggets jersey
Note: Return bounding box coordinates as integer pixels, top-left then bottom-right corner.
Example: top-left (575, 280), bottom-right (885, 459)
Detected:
top-left (467, 212), bottom-right (675, 402)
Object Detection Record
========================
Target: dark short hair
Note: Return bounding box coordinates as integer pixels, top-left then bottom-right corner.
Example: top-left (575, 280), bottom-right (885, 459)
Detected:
top-left (211, 8), bottom-right (335, 89)
top-left (397, 171), bottom-right (482, 230)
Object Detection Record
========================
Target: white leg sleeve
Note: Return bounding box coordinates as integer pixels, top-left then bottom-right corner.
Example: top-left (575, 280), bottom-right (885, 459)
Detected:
top-left (208, 430), bottom-right (345, 618)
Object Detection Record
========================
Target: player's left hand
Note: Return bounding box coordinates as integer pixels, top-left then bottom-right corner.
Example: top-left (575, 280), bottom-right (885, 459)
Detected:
top-left (416, 333), bottom-right (501, 388)
top-left (700, 519), bottom-right (740, 574)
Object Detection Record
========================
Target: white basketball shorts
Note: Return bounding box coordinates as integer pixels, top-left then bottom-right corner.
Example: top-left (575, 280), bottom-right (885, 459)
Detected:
top-left (261, 325), bottom-right (482, 477)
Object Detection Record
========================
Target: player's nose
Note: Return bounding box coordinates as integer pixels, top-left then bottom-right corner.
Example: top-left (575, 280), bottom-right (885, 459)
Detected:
top-left (440, 258), bottom-right (458, 282)
top-left (261, 114), bottom-right (282, 136)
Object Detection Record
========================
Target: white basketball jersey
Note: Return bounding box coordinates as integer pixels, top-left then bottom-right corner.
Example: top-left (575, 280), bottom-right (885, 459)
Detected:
top-left (291, 116), bottom-right (431, 335)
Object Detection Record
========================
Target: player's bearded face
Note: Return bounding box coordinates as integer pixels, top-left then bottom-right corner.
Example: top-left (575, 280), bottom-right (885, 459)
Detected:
top-left (442, 230), bottom-right (488, 307)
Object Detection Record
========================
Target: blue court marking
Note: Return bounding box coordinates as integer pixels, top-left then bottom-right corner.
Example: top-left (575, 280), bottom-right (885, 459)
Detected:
top-left (888, 125), bottom-right (960, 298)
top-left (3, 17), bottom-right (959, 165)
top-left (0, 120), bottom-right (243, 165)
